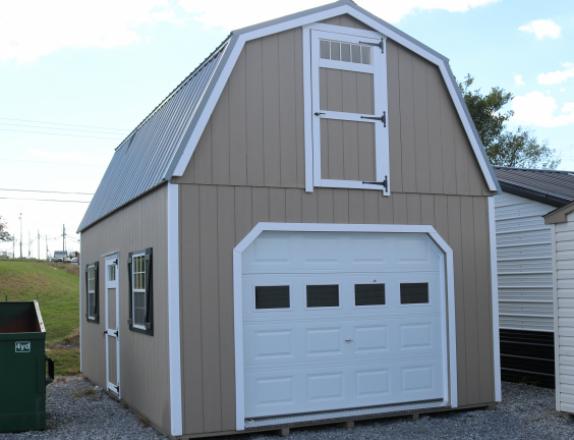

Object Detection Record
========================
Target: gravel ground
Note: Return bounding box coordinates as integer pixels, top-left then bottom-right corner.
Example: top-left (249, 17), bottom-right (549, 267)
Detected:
top-left (2, 379), bottom-right (574, 439)
top-left (0, 376), bottom-right (166, 440)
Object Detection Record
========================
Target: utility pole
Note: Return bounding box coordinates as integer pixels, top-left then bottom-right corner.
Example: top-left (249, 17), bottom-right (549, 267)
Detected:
top-left (12, 236), bottom-right (15, 259)
top-left (27, 231), bottom-right (31, 258)
top-left (45, 235), bottom-right (49, 260)
top-left (18, 213), bottom-right (22, 258)
top-left (37, 230), bottom-right (40, 260)
top-left (62, 224), bottom-right (67, 254)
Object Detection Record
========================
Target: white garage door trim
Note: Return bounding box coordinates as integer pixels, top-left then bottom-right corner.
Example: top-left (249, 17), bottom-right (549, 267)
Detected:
top-left (233, 222), bottom-right (457, 431)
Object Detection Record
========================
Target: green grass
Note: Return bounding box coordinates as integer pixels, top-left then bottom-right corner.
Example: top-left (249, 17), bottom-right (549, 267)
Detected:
top-left (0, 259), bottom-right (79, 376)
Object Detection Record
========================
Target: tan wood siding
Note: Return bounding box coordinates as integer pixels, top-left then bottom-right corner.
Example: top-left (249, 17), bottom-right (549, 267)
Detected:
top-left (173, 17), bottom-right (494, 436)
top-left (80, 186), bottom-right (170, 433)
top-left (179, 184), bottom-right (495, 435)
top-left (321, 14), bottom-right (372, 29)
top-left (177, 32), bottom-right (489, 197)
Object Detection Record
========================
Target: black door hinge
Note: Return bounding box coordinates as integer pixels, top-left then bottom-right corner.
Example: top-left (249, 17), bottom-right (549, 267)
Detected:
top-left (363, 175), bottom-right (388, 193)
top-left (360, 111), bottom-right (386, 127)
top-left (359, 38), bottom-right (384, 53)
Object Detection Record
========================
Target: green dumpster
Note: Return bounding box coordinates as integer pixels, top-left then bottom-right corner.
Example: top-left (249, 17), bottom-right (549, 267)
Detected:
top-left (0, 301), bottom-right (54, 432)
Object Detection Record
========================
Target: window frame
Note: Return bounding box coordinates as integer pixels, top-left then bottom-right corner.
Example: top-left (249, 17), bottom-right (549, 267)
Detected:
top-left (85, 262), bottom-right (99, 323)
top-left (304, 24), bottom-right (390, 194)
top-left (128, 248), bottom-right (154, 335)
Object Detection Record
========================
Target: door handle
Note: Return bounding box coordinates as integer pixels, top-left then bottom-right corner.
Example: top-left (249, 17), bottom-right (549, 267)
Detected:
top-left (344, 338), bottom-right (353, 343)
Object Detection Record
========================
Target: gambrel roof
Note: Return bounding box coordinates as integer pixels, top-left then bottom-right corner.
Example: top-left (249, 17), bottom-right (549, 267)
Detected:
top-left (79, 0), bottom-right (498, 232)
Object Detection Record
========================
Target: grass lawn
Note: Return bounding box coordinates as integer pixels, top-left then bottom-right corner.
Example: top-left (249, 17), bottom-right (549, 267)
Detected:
top-left (0, 259), bottom-right (79, 376)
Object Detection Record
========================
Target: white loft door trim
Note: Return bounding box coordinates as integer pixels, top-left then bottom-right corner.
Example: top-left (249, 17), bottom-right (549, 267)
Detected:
top-left (233, 222), bottom-right (458, 431)
top-left (307, 26), bottom-right (390, 194)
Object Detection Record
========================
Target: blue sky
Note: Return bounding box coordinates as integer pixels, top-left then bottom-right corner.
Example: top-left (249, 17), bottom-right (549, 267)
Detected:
top-left (0, 0), bottom-right (572, 256)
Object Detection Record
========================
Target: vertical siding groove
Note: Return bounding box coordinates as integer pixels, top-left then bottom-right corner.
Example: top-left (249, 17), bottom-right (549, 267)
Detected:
top-left (175, 19), bottom-right (494, 435)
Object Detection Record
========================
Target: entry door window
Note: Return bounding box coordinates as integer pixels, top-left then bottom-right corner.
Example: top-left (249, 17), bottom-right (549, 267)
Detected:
top-left (309, 28), bottom-right (389, 193)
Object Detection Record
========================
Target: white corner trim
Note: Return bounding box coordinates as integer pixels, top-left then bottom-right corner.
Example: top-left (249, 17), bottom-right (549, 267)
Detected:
top-left (79, 239), bottom-right (83, 373)
top-left (302, 26), bottom-right (313, 193)
top-left (488, 197), bottom-right (502, 402)
top-left (171, 2), bottom-right (497, 192)
top-left (550, 222), bottom-right (560, 411)
top-left (233, 222), bottom-right (458, 431)
top-left (167, 183), bottom-right (183, 436)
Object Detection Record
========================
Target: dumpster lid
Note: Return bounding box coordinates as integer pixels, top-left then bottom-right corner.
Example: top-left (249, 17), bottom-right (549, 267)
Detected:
top-left (0, 301), bottom-right (45, 334)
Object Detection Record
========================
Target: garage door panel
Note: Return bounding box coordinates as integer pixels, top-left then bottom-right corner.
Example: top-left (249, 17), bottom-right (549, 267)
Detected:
top-left (306, 372), bottom-right (345, 403)
top-left (355, 369), bottom-right (391, 400)
top-left (242, 230), bottom-right (447, 420)
top-left (246, 328), bottom-right (295, 362)
top-left (305, 327), bottom-right (344, 357)
top-left (352, 324), bottom-right (390, 354)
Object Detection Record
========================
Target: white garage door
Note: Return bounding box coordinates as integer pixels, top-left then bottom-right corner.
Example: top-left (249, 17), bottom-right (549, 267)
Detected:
top-left (242, 231), bottom-right (447, 420)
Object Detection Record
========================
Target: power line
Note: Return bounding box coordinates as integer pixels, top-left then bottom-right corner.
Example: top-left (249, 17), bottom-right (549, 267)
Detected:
top-left (0, 117), bottom-right (127, 133)
top-left (0, 188), bottom-right (93, 195)
top-left (0, 127), bottom-right (122, 140)
top-left (0, 196), bottom-right (89, 204)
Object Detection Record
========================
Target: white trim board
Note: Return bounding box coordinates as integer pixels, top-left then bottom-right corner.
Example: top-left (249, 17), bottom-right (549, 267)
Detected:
top-left (171, 0), bottom-right (497, 192)
top-left (488, 196), bottom-right (502, 402)
top-left (232, 222), bottom-right (458, 431)
top-left (306, 25), bottom-right (390, 194)
top-left (167, 183), bottom-right (183, 436)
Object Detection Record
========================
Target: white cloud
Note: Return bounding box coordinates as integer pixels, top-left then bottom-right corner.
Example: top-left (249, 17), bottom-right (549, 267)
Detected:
top-left (514, 74), bottom-right (525, 86)
top-left (512, 91), bottom-right (574, 128)
top-left (518, 19), bottom-right (561, 40)
top-left (537, 63), bottom-right (574, 85)
top-left (178, 0), bottom-right (498, 31)
top-left (0, 0), bottom-right (499, 62)
top-left (0, 0), bottom-right (176, 62)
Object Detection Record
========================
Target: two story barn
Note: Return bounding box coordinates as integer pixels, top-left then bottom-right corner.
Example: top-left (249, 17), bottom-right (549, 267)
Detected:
top-left (78, 1), bottom-right (500, 437)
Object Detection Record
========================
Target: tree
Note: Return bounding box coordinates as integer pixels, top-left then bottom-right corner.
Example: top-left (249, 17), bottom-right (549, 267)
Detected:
top-left (0, 216), bottom-right (12, 242)
top-left (459, 75), bottom-right (560, 169)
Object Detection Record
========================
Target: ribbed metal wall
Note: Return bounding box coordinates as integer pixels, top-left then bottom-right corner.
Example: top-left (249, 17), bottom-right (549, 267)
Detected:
top-left (495, 191), bottom-right (555, 332)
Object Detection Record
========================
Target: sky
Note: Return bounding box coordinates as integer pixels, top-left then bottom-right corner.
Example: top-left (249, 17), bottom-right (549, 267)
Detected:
top-left (0, 0), bottom-right (572, 258)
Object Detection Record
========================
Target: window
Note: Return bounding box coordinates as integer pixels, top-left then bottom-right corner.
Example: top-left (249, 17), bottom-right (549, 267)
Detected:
top-left (306, 27), bottom-right (389, 194)
top-left (128, 249), bottom-right (153, 335)
top-left (86, 262), bottom-right (99, 322)
top-left (400, 283), bottom-right (429, 304)
top-left (255, 286), bottom-right (290, 309)
top-left (108, 263), bottom-right (116, 282)
top-left (307, 284), bottom-right (339, 307)
top-left (319, 39), bottom-right (371, 64)
top-left (355, 283), bottom-right (385, 306)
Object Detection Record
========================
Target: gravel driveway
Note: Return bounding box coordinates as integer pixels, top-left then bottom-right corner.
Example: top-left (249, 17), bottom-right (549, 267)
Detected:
top-left (2, 378), bottom-right (573, 439)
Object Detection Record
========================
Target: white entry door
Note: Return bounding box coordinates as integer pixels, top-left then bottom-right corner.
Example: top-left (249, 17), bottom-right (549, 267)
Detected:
top-left (242, 231), bottom-right (447, 420)
top-left (105, 255), bottom-right (120, 397)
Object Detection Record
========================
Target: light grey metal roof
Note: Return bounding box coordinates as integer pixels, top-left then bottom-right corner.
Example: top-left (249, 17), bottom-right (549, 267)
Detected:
top-left (80, 0), bottom-right (497, 232)
top-left (78, 38), bottom-right (229, 231)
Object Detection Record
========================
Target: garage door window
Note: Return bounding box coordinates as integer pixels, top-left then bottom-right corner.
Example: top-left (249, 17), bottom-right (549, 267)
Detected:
top-left (400, 283), bottom-right (429, 304)
top-left (306, 284), bottom-right (339, 307)
top-left (355, 283), bottom-right (385, 306)
top-left (255, 286), bottom-right (290, 309)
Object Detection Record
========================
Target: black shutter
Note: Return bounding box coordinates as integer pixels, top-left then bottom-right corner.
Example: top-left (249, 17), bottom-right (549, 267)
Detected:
top-left (84, 265), bottom-right (89, 321)
top-left (93, 261), bottom-right (100, 323)
top-left (127, 252), bottom-right (133, 330)
top-left (144, 248), bottom-right (154, 336)
top-left (85, 262), bottom-right (99, 324)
